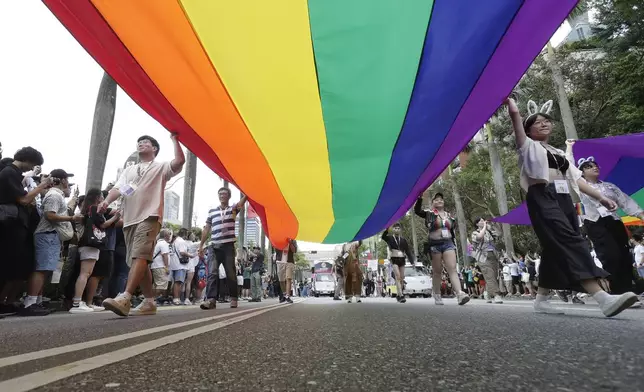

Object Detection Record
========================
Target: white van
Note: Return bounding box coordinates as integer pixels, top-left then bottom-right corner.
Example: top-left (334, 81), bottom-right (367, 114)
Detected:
top-left (403, 263), bottom-right (432, 298)
top-left (312, 273), bottom-right (336, 297)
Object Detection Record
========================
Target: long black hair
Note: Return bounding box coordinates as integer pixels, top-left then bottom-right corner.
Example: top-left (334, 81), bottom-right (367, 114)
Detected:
top-left (81, 188), bottom-right (103, 215)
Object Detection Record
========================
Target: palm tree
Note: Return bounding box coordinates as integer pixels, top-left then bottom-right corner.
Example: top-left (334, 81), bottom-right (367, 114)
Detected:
top-left (448, 164), bottom-right (469, 267)
top-left (182, 150), bottom-right (197, 228)
top-left (85, 71), bottom-right (117, 191)
top-left (485, 122), bottom-right (515, 256)
top-left (545, 0), bottom-right (588, 140)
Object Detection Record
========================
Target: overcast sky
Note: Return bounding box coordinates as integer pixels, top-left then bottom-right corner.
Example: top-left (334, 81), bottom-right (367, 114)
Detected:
top-left (0, 2), bottom-right (572, 252)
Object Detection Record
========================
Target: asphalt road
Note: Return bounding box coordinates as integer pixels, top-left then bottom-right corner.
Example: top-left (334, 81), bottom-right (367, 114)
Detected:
top-left (0, 296), bottom-right (643, 392)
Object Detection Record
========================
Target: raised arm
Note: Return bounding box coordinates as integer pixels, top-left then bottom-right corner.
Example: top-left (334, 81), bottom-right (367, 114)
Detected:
top-left (381, 228), bottom-right (389, 241)
top-left (506, 98), bottom-right (527, 149)
top-left (414, 197), bottom-right (426, 218)
top-left (235, 195), bottom-right (248, 211)
top-left (170, 133), bottom-right (186, 174)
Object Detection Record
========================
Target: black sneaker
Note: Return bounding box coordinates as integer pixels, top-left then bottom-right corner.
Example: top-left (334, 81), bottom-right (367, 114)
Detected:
top-left (0, 303), bottom-right (19, 315)
top-left (399, 296), bottom-right (407, 303)
top-left (18, 303), bottom-right (51, 317)
top-left (333, 297), bottom-right (341, 301)
top-left (279, 297), bottom-right (286, 303)
top-left (200, 299), bottom-right (216, 310)
top-left (572, 296), bottom-right (585, 305)
top-left (285, 297), bottom-right (293, 304)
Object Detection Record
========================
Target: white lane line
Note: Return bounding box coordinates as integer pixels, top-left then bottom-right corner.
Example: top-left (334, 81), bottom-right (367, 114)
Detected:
top-left (0, 301), bottom-right (298, 368)
top-left (494, 303), bottom-right (600, 312)
top-left (0, 302), bottom-right (296, 392)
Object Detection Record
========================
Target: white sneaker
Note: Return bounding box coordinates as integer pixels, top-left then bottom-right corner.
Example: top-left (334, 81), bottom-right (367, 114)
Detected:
top-left (183, 299), bottom-right (192, 306)
top-left (494, 295), bottom-right (504, 304)
top-left (600, 292), bottom-right (638, 317)
top-left (534, 300), bottom-right (564, 314)
top-left (457, 292), bottom-right (470, 306)
top-left (129, 300), bottom-right (157, 316)
top-left (172, 298), bottom-right (181, 306)
top-left (69, 302), bottom-right (94, 314)
top-left (102, 293), bottom-right (132, 317)
top-left (434, 295), bottom-right (444, 305)
top-left (90, 304), bottom-right (105, 312)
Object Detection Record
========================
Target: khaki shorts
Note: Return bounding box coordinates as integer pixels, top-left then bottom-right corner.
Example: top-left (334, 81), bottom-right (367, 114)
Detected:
top-left (277, 262), bottom-right (294, 281)
top-left (123, 217), bottom-right (161, 267)
top-left (151, 267), bottom-right (169, 290)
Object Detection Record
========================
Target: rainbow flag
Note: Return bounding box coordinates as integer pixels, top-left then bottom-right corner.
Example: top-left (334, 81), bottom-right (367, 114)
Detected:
top-left (44, 0), bottom-right (578, 248)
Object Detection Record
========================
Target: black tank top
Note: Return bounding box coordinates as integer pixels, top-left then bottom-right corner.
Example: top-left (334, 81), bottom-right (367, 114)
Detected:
top-left (547, 151), bottom-right (569, 174)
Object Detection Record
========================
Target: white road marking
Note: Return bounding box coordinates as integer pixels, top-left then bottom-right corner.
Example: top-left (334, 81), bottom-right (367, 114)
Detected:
top-left (491, 303), bottom-right (600, 312)
top-left (0, 301), bottom-right (299, 368)
top-left (0, 301), bottom-right (300, 392)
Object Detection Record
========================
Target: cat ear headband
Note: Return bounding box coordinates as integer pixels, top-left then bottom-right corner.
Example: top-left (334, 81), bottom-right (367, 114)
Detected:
top-left (523, 100), bottom-right (553, 127)
top-left (577, 156), bottom-right (596, 168)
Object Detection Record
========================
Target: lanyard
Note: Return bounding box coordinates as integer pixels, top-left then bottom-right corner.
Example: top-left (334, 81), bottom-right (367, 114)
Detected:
top-left (433, 210), bottom-right (449, 230)
top-left (393, 235), bottom-right (400, 248)
top-left (134, 162), bottom-right (152, 185)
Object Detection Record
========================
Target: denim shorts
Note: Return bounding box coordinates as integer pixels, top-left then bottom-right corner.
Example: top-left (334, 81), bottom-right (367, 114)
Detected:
top-left (428, 240), bottom-right (456, 255)
top-left (171, 269), bottom-right (187, 283)
top-left (34, 231), bottom-right (61, 271)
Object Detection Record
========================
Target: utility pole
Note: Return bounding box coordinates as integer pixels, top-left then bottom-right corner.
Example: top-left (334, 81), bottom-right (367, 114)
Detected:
top-left (237, 193), bottom-right (246, 250)
top-left (182, 150), bottom-right (197, 228)
top-left (449, 166), bottom-right (469, 267)
top-left (485, 124), bottom-right (515, 256)
top-left (546, 42), bottom-right (578, 140)
top-left (410, 211), bottom-right (418, 261)
top-left (86, 72), bottom-right (117, 191)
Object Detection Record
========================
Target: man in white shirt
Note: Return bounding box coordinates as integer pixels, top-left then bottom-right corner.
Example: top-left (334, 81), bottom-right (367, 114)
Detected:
top-left (508, 260), bottom-right (521, 295)
top-left (150, 229), bottom-right (171, 299)
top-left (100, 134), bottom-right (185, 316)
top-left (169, 229), bottom-right (193, 305)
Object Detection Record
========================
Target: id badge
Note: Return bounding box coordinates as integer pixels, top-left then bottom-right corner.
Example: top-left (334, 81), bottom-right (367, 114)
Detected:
top-left (441, 228), bottom-right (450, 239)
top-left (554, 180), bottom-right (569, 194)
top-left (597, 206), bottom-right (610, 217)
top-left (120, 183), bottom-right (138, 196)
top-left (342, 252), bottom-right (349, 260)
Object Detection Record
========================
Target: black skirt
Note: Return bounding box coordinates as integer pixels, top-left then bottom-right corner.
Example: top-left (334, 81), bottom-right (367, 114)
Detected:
top-left (526, 183), bottom-right (608, 291)
top-left (584, 217), bottom-right (634, 294)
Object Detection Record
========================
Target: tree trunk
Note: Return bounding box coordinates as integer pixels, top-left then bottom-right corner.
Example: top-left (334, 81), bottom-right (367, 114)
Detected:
top-left (409, 212), bottom-right (418, 261)
top-left (486, 124), bottom-right (515, 256)
top-left (546, 42), bottom-right (578, 140)
top-left (86, 72), bottom-right (117, 191)
top-left (449, 166), bottom-right (469, 267)
top-left (182, 150), bottom-right (197, 228)
top-left (237, 193), bottom-right (246, 250)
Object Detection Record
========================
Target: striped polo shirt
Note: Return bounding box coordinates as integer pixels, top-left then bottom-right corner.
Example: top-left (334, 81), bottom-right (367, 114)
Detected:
top-left (206, 205), bottom-right (238, 245)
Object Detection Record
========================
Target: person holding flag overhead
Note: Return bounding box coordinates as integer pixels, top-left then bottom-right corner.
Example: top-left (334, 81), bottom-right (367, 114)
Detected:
top-left (381, 222), bottom-right (414, 303)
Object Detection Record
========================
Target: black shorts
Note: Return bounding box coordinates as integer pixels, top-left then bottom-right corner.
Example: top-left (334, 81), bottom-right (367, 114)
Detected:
top-left (511, 275), bottom-right (520, 285)
top-left (390, 257), bottom-right (406, 268)
top-left (243, 279), bottom-right (251, 289)
top-left (92, 250), bottom-right (114, 278)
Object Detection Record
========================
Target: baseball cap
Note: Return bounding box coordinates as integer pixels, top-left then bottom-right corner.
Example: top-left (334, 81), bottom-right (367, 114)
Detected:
top-left (432, 192), bottom-right (444, 201)
top-left (49, 169), bottom-right (74, 179)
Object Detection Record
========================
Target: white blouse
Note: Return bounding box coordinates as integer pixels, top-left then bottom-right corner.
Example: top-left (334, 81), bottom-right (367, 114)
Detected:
top-left (566, 146), bottom-right (642, 222)
top-left (518, 138), bottom-right (582, 196)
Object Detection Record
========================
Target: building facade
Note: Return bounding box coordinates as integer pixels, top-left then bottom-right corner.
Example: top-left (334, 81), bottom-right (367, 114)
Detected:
top-left (163, 190), bottom-right (181, 225)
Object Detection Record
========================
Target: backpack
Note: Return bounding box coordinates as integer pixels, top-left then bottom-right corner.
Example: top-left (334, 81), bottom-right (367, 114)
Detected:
top-left (79, 209), bottom-right (106, 249)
